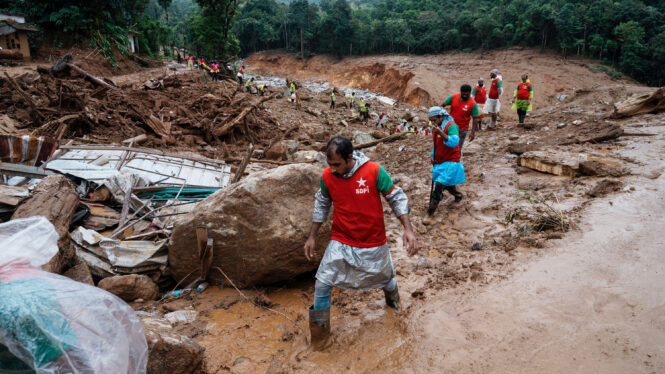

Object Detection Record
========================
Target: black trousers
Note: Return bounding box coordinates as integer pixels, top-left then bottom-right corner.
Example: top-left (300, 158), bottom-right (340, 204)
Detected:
top-left (432, 183), bottom-right (459, 202)
top-left (517, 109), bottom-right (527, 123)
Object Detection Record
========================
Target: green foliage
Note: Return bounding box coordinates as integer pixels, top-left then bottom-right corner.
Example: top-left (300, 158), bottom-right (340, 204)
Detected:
top-left (226, 0), bottom-right (665, 86)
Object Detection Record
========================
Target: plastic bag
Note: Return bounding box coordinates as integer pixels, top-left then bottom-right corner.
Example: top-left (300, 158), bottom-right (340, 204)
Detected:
top-left (0, 218), bottom-right (148, 374)
top-left (0, 216), bottom-right (58, 268)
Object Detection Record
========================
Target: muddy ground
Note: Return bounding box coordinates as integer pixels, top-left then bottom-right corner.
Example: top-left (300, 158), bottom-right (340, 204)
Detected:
top-left (4, 49), bottom-right (665, 373)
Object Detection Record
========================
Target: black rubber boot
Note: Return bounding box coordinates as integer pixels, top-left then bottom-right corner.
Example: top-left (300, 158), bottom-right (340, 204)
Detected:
top-left (384, 284), bottom-right (400, 311)
top-left (427, 195), bottom-right (441, 216)
top-left (309, 306), bottom-right (330, 350)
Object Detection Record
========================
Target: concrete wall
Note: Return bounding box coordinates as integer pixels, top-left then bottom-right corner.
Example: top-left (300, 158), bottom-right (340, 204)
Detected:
top-left (0, 31), bottom-right (30, 60)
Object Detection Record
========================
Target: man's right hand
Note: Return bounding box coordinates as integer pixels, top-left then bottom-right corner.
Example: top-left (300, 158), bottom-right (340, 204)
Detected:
top-left (304, 236), bottom-right (317, 261)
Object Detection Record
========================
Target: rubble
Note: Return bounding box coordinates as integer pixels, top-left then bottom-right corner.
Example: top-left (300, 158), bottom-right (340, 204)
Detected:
top-left (587, 179), bottom-right (624, 197)
top-left (169, 163), bottom-right (330, 287)
top-left (98, 274), bottom-right (160, 301)
top-left (63, 262), bottom-right (95, 285)
top-left (141, 316), bottom-right (204, 374)
top-left (518, 150), bottom-right (578, 177)
top-left (611, 87), bottom-right (665, 118)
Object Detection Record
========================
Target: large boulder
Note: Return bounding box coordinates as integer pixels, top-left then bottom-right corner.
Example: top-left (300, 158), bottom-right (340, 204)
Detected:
top-left (141, 316), bottom-right (203, 374)
top-left (98, 274), bottom-right (160, 301)
top-left (169, 164), bottom-right (330, 287)
top-left (12, 174), bottom-right (79, 273)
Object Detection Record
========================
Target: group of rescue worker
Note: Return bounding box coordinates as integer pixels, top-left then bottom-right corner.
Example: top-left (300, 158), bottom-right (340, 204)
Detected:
top-left (303, 68), bottom-right (534, 350)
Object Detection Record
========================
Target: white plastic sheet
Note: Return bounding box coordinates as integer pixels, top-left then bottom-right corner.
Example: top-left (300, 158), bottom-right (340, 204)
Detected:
top-left (0, 218), bottom-right (148, 373)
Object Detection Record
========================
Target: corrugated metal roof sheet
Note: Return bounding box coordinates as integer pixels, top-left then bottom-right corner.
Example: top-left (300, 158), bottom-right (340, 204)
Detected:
top-left (46, 149), bottom-right (231, 188)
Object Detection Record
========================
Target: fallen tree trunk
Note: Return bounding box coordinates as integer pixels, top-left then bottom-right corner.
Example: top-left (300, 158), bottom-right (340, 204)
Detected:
top-left (213, 94), bottom-right (275, 138)
top-left (611, 87), bottom-right (665, 119)
top-left (51, 53), bottom-right (118, 90)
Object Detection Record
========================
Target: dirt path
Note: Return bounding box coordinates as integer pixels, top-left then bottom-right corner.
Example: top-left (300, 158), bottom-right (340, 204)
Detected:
top-left (398, 135), bottom-right (665, 373)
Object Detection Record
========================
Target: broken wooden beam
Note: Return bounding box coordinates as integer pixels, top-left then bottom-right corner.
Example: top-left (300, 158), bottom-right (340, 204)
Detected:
top-left (3, 72), bottom-right (44, 119)
top-left (213, 94), bottom-right (275, 138)
top-left (232, 143), bottom-right (253, 183)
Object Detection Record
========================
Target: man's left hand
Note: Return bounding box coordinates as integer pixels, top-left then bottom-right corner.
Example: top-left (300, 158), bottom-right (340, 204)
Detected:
top-left (468, 131), bottom-right (475, 142)
top-left (403, 230), bottom-right (419, 257)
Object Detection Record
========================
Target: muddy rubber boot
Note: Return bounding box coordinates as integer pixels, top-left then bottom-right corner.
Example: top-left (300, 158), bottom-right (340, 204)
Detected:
top-left (427, 190), bottom-right (441, 216)
top-left (309, 306), bottom-right (330, 351)
top-left (454, 191), bottom-right (463, 203)
top-left (384, 285), bottom-right (400, 311)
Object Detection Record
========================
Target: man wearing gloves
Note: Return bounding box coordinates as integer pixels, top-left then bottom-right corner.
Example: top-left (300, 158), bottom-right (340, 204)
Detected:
top-left (427, 106), bottom-right (466, 216)
top-left (303, 136), bottom-right (419, 350)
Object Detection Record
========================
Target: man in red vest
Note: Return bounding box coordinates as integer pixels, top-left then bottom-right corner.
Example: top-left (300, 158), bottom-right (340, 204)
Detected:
top-left (426, 107), bottom-right (465, 217)
top-left (483, 69), bottom-right (503, 129)
top-left (471, 77), bottom-right (487, 106)
top-left (441, 84), bottom-right (481, 149)
top-left (304, 136), bottom-right (418, 349)
top-left (511, 73), bottom-right (533, 124)
top-left (186, 55), bottom-right (194, 70)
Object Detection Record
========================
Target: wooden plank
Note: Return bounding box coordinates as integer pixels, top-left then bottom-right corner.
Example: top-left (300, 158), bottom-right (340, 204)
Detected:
top-left (232, 143), bottom-right (253, 183)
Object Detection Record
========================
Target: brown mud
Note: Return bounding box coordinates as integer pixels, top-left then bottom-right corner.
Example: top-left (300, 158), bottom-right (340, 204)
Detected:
top-left (4, 49), bottom-right (665, 372)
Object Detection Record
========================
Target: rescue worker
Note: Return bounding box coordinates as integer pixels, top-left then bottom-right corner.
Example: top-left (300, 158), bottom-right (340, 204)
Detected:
top-left (289, 81), bottom-right (296, 96)
top-left (198, 57), bottom-right (206, 69)
top-left (256, 83), bottom-right (266, 96)
top-left (245, 77), bottom-right (254, 93)
top-left (471, 77), bottom-right (487, 108)
top-left (209, 61), bottom-right (220, 81)
top-left (186, 55), bottom-right (194, 70)
top-left (483, 69), bottom-right (503, 129)
top-left (360, 102), bottom-right (370, 124)
top-left (441, 84), bottom-right (481, 149)
top-left (511, 74), bottom-right (533, 124)
top-left (330, 89), bottom-right (336, 109)
top-left (237, 65), bottom-right (244, 84)
top-left (304, 135), bottom-right (418, 350)
top-left (427, 106), bottom-right (465, 216)
top-left (348, 92), bottom-right (356, 109)
top-left (376, 113), bottom-right (387, 128)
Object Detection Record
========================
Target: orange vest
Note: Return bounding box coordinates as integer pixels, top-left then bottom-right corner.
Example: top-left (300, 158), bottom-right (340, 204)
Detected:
top-left (322, 162), bottom-right (388, 248)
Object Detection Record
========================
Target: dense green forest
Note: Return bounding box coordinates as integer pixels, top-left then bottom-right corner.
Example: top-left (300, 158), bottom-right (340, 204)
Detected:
top-left (3, 0), bottom-right (665, 86)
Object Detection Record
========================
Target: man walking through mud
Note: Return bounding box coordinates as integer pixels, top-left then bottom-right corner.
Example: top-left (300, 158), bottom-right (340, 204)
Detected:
top-left (441, 84), bottom-right (481, 149)
top-left (303, 136), bottom-right (419, 349)
top-left (484, 69), bottom-right (503, 129)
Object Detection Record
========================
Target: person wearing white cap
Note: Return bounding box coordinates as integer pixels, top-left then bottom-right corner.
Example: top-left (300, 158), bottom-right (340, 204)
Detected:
top-left (426, 106), bottom-right (465, 217)
top-left (483, 69), bottom-right (503, 129)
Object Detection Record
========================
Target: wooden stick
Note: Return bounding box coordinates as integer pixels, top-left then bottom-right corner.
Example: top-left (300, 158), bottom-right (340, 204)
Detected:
top-left (213, 94), bottom-right (275, 137)
top-left (66, 62), bottom-right (117, 90)
top-left (354, 132), bottom-right (406, 150)
top-left (232, 143), bottom-right (253, 183)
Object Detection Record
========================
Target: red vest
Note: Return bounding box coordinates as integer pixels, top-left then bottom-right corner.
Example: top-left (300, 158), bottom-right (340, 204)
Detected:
top-left (517, 82), bottom-right (531, 100)
top-left (322, 162), bottom-right (389, 248)
top-left (238, 67), bottom-right (243, 74)
top-left (210, 63), bottom-right (220, 72)
top-left (433, 122), bottom-right (461, 164)
top-left (474, 85), bottom-right (487, 104)
top-left (489, 78), bottom-right (501, 99)
top-left (449, 93), bottom-right (477, 131)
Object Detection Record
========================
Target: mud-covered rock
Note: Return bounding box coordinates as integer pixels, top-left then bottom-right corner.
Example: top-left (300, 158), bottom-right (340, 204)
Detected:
top-left (63, 262), bottom-right (94, 286)
top-left (141, 316), bottom-right (203, 374)
top-left (266, 139), bottom-right (298, 160)
top-left (579, 160), bottom-right (628, 177)
top-left (98, 274), bottom-right (160, 301)
top-left (507, 142), bottom-right (540, 155)
top-left (169, 164), bottom-right (330, 287)
top-left (587, 179), bottom-right (624, 197)
top-left (12, 174), bottom-right (79, 273)
top-left (353, 131), bottom-right (375, 145)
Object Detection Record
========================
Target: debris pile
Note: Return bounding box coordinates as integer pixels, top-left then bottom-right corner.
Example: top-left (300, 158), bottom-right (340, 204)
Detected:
top-left (0, 54), bottom-right (283, 156)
